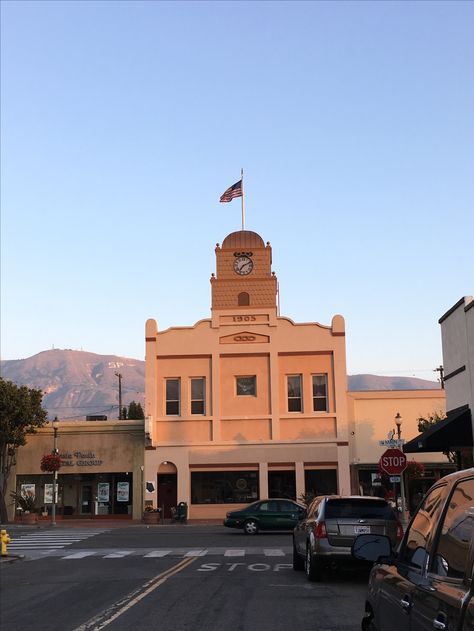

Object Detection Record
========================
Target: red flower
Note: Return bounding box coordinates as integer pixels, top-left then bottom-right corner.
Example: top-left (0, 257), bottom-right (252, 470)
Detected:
top-left (40, 453), bottom-right (62, 472)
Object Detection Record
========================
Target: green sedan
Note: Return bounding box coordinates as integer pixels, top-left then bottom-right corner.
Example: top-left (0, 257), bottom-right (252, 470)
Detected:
top-left (223, 499), bottom-right (307, 535)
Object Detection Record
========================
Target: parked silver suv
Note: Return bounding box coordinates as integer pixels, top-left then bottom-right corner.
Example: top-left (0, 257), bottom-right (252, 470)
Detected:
top-left (293, 495), bottom-right (402, 581)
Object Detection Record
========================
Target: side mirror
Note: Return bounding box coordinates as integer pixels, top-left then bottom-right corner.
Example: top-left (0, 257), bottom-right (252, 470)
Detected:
top-left (352, 534), bottom-right (392, 563)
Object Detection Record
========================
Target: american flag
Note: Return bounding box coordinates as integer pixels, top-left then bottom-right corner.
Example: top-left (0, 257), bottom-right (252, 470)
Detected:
top-left (220, 179), bottom-right (243, 203)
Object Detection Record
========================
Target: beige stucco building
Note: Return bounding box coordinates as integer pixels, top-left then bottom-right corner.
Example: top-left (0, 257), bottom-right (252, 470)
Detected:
top-left (144, 230), bottom-right (350, 518)
top-left (348, 389), bottom-right (452, 509)
top-left (8, 420), bottom-right (144, 522)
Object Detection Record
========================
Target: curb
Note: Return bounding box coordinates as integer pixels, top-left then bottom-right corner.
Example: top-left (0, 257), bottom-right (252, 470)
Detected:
top-left (0, 554), bottom-right (24, 565)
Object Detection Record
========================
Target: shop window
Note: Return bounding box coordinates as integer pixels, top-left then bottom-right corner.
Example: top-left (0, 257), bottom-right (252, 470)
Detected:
top-left (312, 374), bottom-right (328, 412)
top-left (305, 469), bottom-right (338, 498)
top-left (191, 378), bottom-right (205, 415)
top-left (238, 292), bottom-right (250, 306)
top-left (191, 471), bottom-right (259, 504)
top-left (166, 378), bottom-right (180, 415)
top-left (268, 470), bottom-right (296, 499)
top-left (287, 375), bottom-right (302, 412)
top-left (236, 376), bottom-right (256, 396)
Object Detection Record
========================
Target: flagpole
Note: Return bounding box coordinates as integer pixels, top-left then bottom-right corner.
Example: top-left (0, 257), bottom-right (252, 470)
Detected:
top-left (241, 168), bottom-right (245, 230)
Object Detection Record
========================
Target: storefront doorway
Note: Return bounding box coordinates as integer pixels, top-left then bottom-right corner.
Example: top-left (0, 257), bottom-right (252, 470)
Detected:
top-left (157, 474), bottom-right (177, 518)
top-left (80, 484), bottom-right (93, 514)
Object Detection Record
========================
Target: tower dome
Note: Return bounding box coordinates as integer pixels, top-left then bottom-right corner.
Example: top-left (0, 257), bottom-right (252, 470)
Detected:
top-left (221, 230), bottom-right (265, 249)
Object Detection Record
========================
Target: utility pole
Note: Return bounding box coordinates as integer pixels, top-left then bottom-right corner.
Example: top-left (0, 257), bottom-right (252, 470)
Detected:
top-left (115, 372), bottom-right (123, 419)
top-left (434, 365), bottom-right (445, 389)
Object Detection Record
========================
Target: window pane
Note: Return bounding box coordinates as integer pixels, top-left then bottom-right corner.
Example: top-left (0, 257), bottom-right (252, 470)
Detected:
top-left (400, 484), bottom-right (446, 569)
top-left (166, 379), bottom-right (179, 399)
top-left (312, 375), bottom-right (327, 397)
top-left (288, 398), bottom-right (302, 412)
top-left (166, 401), bottom-right (179, 415)
top-left (432, 479), bottom-right (474, 579)
top-left (236, 376), bottom-right (256, 396)
top-left (305, 470), bottom-right (338, 497)
top-left (191, 471), bottom-right (259, 504)
top-left (313, 398), bottom-right (327, 412)
top-left (312, 374), bottom-right (328, 412)
top-left (191, 400), bottom-right (204, 415)
top-left (288, 376), bottom-right (301, 397)
top-left (268, 471), bottom-right (296, 499)
top-left (325, 499), bottom-right (395, 519)
top-left (191, 378), bottom-right (204, 399)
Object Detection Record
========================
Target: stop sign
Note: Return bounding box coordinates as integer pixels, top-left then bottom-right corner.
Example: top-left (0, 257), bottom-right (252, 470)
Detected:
top-left (379, 448), bottom-right (407, 475)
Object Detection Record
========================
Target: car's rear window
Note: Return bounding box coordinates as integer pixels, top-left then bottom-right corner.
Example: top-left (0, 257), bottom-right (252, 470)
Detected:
top-left (325, 499), bottom-right (395, 519)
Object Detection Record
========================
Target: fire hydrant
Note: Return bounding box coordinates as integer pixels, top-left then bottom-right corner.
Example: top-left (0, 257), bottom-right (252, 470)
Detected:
top-left (1, 529), bottom-right (11, 557)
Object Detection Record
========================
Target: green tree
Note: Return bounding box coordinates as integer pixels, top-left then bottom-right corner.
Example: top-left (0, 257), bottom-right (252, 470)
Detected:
top-left (0, 379), bottom-right (47, 522)
top-left (417, 410), bottom-right (456, 463)
top-left (121, 406), bottom-right (128, 420)
top-left (128, 401), bottom-right (145, 420)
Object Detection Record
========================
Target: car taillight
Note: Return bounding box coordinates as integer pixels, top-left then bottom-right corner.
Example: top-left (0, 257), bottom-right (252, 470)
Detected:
top-left (314, 521), bottom-right (327, 538)
top-left (396, 523), bottom-right (404, 540)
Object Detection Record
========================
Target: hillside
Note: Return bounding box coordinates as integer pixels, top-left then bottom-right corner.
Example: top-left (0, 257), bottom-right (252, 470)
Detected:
top-left (0, 349), bottom-right (439, 419)
top-left (0, 349), bottom-right (145, 420)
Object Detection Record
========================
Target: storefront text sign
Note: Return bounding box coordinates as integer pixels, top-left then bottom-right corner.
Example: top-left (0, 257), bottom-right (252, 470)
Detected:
top-left (59, 451), bottom-right (103, 466)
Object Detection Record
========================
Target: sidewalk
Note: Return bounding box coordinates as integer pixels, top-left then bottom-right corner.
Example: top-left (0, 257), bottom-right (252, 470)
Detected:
top-left (1, 518), bottom-right (223, 529)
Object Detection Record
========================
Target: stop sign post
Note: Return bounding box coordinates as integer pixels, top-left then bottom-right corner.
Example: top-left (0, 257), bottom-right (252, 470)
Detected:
top-left (379, 448), bottom-right (407, 475)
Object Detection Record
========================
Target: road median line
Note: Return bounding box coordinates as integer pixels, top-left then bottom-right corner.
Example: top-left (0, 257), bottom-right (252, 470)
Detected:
top-left (72, 556), bottom-right (198, 631)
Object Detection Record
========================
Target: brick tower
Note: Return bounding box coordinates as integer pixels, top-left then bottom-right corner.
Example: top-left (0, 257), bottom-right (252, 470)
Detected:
top-left (211, 230), bottom-right (277, 312)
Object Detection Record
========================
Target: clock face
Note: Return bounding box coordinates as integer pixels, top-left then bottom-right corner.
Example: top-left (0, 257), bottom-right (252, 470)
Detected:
top-left (233, 255), bottom-right (253, 275)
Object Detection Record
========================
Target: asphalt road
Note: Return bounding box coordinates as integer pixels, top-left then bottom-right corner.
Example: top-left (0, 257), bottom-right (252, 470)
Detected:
top-left (1, 525), bottom-right (369, 631)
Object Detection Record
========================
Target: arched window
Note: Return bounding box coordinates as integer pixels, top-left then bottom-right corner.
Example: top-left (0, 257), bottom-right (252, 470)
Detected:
top-left (238, 292), bottom-right (250, 306)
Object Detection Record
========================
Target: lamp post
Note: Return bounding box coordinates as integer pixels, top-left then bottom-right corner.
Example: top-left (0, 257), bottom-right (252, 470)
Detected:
top-left (115, 372), bottom-right (123, 419)
top-left (395, 412), bottom-right (408, 527)
top-left (51, 418), bottom-right (59, 527)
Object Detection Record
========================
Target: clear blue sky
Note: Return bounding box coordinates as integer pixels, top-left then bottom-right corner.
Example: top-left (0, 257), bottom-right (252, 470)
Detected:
top-left (1, 1), bottom-right (473, 381)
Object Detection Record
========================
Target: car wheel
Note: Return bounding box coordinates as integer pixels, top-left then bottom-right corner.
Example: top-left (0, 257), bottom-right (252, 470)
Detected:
top-left (243, 519), bottom-right (259, 535)
top-left (305, 545), bottom-right (322, 581)
top-left (361, 609), bottom-right (377, 631)
top-left (293, 541), bottom-right (304, 571)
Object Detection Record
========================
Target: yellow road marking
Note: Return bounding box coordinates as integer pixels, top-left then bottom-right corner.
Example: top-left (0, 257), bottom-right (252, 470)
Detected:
top-left (72, 556), bottom-right (197, 631)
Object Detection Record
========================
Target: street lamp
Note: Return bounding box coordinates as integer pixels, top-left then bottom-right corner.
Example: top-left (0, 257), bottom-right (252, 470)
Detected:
top-left (115, 372), bottom-right (123, 419)
top-left (395, 412), bottom-right (402, 440)
top-left (51, 418), bottom-right (59, 526)
top-left (394, 412), bottom-right (408, 526)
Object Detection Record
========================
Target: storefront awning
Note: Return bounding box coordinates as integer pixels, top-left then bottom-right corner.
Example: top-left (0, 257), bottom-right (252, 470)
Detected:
top-left (403, 405), bottom-right (473, 453)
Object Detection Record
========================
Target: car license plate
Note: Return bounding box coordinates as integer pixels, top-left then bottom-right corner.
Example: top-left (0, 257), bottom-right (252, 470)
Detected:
top-left (354, 526), bottom-right (371, 534)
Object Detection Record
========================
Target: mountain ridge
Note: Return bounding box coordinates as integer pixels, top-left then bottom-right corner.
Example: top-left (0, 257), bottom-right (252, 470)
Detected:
top-left (0, 349), bottom-right (441, 420)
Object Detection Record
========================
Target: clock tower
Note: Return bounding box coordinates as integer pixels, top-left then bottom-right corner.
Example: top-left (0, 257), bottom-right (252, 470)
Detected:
top-left (211, 230), bottom-right (277, 312)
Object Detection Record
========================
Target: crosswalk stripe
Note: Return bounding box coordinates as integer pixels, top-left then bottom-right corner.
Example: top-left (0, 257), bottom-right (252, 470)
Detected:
top-left (62, 552), bottom-right (97, 559)
top-left (144, 550), bottom-right (172, 558)
top-left (264, 549), bottom-right (285, 556)
top-left (184, 549), bottom-right (207, 557)
top-left (224, 549), bottom-right (245, 556)
top-left (102, 551), bottom-right (133, 558)
top-left (8, 528), bottom-right (110, 550)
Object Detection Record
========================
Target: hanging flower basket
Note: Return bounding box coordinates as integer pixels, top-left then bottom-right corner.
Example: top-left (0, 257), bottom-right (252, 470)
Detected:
top-left (40, 453), bottom-right (62, 472)
top-left (406, 461), bottom-right (425, 479)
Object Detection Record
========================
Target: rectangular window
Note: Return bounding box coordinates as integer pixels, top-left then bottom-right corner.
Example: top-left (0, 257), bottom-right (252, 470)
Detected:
top-left (191, 378), bottom-right (205, 415)
top-left (287, 375), bottom-right (302, 412)
top-left (312, 374), bottom-right (328, 411)
top-left (191, 471), bottom-right (259, 504)
top-left (165, 378), bottom-right (180, 415)
top-left (236, 376), bottom-right (256, 396)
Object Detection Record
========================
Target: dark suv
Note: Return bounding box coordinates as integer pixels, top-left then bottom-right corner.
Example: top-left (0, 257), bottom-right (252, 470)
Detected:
top-left (352, 467), bottom-right (474, 631)
top-left (293, 495), bottom-right (402, 581)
